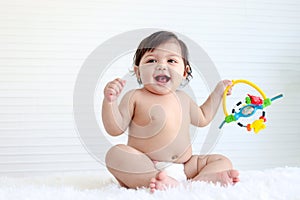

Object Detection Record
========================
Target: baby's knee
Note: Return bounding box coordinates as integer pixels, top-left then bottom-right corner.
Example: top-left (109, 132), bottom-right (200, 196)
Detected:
top-left (105, 144), bottom-right (155, 174)
top-left (106, 144), bottom-right (126, 161)
top-left (216, 154), bottom-right (233, 168)
top-left (105, 144), bottom-right (143, 166)
top-left (205, 154), bottom-right (232, 166)
top-left (105, 144), bottom-right (128, 173)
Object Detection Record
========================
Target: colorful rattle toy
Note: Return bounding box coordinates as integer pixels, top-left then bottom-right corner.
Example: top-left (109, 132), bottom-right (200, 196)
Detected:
top-left (219, 79), bottom-right (283, 134)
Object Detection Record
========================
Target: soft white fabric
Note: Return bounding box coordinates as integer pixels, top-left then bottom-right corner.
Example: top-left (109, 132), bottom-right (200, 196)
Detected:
top-left (154, 162), bottom-right (187, 182)
top-left (0, 167), bottom-right (299, 200)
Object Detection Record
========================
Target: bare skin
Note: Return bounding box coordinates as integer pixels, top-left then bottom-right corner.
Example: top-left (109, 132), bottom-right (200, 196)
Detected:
top-left (102, 39), bottom-right (239, 192)
top-left (149, 171), bottom-right (179, 192)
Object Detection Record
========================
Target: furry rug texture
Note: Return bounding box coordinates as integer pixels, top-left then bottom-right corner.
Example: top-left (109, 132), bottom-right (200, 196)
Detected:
top-left (0, 167), bottom-right (299, 200)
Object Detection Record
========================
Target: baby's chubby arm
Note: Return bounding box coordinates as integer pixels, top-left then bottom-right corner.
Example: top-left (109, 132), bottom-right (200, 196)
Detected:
top-left (190, 80), bottom-right (232, 127)
top-left (102, 78), bottom-right (134, 136)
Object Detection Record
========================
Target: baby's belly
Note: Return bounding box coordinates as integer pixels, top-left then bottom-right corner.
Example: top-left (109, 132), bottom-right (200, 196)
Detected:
top-left (127, 128), bottom-right (192, 163)
top-left (146, 145), bottom-right (193, 163)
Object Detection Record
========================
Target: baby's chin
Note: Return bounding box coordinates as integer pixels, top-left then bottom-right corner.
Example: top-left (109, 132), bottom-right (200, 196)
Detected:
top-left (143, 83), bottom-right (176, 95)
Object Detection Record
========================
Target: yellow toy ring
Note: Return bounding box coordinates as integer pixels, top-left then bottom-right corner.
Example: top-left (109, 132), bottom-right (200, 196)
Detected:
top-left (220, 79), bottom-right (283, 133)
top-left (222, 79), bottom-right (267, 117)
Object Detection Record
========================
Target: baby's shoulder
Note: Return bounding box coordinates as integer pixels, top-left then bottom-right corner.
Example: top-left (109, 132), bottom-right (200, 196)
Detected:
top-left (121, 89), bottom-right (141, 101)
top-left (175, 90), bottom-right (195, 106)
top-left (175, 90), bottom-right (191, 99)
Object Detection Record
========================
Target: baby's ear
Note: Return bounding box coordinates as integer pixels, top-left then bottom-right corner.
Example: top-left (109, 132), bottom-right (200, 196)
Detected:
top-left (134, 65), bottom-right (140, 77)
top-left (134, 65), bottom-right (142, 85)
top-left (183, 65), bottom-right (190, 78)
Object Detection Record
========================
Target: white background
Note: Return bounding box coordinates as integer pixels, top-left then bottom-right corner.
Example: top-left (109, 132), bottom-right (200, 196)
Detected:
top-left (0, 0), bottom-right (299, 175)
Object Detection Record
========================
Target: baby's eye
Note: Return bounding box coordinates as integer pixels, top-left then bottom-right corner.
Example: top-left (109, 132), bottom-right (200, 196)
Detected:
top-left (168, 59), bottom-right (177, 64)
top-left (146, 59), bottom-right (157, 63)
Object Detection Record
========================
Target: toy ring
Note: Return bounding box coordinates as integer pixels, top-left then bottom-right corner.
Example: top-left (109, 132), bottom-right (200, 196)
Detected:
top-left (219, 79), bottom-right (283, 134)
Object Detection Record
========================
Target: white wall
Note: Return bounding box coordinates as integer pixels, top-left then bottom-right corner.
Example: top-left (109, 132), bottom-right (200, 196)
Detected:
top-left (0, 0), bottom-right (299, 175)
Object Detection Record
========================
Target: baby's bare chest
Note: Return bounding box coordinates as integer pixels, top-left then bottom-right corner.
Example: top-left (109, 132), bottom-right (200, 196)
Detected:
top-left (133, 99), bottom-right (184, 126)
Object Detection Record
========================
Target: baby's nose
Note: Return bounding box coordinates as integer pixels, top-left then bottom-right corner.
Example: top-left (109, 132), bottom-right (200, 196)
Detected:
top-left (156, 65), bottom-right (167, 71)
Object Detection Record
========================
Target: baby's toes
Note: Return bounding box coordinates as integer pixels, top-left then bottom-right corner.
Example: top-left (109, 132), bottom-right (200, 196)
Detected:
top-left (149, 178), bottom-right (157, 193)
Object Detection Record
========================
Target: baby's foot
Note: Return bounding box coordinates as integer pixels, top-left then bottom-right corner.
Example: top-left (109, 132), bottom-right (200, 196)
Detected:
top-left (149, 171), bottom-right (179, 193)
top-left (196, 169), bottom-right (240, 186)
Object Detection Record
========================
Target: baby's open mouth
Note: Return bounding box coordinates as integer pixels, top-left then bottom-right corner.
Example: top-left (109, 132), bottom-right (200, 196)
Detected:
top-left (154, 75), bottom-right (171, 83)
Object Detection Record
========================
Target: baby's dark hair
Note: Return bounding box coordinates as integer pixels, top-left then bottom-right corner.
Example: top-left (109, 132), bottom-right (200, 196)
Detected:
top-left (133, 31), bottom-right (192, 83)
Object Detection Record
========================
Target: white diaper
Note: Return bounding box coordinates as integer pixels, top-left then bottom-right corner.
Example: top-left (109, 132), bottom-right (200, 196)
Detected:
top-left (154, 162), bottom-right (187, 182)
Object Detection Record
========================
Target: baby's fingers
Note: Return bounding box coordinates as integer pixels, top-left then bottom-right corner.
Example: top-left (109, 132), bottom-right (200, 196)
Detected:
top-left (222, 80), bottom-right (233, 96)
top-left (107, 82), bottom-right (121, 94)
top-left (104, 78), bottom-right (126, 101)
top-left (226, 87), bottom-right (232, 96)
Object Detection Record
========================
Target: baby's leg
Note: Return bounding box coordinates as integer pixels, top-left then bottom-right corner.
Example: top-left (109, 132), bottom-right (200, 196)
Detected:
top-left (184, 154), bottom-right (239, 185)
top-left (105, 144), bottom-right (157, 189)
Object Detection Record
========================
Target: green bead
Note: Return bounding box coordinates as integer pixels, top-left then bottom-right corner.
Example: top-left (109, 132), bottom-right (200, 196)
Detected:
top-left (225, 115), bottom-right (236, 123)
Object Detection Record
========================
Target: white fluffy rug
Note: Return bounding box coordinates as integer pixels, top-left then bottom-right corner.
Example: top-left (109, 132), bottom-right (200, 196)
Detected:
top-left (0, 167), bottom-right (299, 200)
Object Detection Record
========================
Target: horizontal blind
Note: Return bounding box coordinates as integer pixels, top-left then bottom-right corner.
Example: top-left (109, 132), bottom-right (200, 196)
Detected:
top-left (0, 0), bottom-right (299, 175)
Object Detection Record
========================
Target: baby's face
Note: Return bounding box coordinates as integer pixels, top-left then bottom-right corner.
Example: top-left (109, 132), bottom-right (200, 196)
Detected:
top-left (137, 39), bottom-right (187, 95)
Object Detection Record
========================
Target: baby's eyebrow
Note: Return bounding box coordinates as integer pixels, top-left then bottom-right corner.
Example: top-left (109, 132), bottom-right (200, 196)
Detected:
top-left (143, 54), bottom-right (156, 59)
top-left (167, 54), bottom-right (181, 58)
top-left (143, 48), bottom-right (183, 60)
top-left (145, 52), bottom-right (181, 58)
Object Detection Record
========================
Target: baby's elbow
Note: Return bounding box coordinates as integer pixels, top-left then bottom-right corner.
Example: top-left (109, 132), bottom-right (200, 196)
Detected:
top-left (204, 121), bottom-right (212, 127)
top-left (197, 113), bottom-right (213, 127)
top-left (104, 126), bottom-right (125, 136)
top-left (197, 120), bottom-right (210, 127)
top-left (192, 118), bottom-right (210, 127)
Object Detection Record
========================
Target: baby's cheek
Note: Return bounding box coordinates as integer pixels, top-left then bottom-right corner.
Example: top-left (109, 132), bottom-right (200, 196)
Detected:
top-left (139, 65), bottom-right (155, 85)
top-left (169, 69), bottom-right (184, 89)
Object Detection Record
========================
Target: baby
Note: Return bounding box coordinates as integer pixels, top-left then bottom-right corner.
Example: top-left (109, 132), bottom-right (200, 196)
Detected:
top-left (102, 31), bottom-right (239, 192)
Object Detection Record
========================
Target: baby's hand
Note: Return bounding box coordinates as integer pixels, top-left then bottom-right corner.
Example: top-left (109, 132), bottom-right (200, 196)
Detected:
top-left (216, 80), bottom-right (233, 96)
top-left (104, 78), bottom-right (126, 102)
